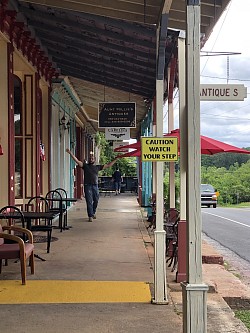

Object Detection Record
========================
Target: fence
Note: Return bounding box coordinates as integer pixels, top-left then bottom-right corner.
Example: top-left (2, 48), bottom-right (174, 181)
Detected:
top-left (98, 176), bottom-right (138, 193)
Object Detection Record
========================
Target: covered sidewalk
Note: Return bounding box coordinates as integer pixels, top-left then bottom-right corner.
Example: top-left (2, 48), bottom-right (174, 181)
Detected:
top-left (0, 193), bottom-right (249, 333)
top-left (0, 193), bottom-right (182, 333)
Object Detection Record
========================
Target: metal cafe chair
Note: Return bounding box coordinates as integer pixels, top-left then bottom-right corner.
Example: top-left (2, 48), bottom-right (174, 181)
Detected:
top-left (0, 205), bottom-right (26, 243)
top-left (26, 196), bottom-right (53, 254)
top-left (55, 188), bottom-right (68, 229)
top-left (45, 190), bottom-right (65, 232)
top-left (0, 205), bottom-right (27, 267)
top-left (164, 208), bottom-right (180, 272)
top-left (0, 205), bottom-right (25, 228)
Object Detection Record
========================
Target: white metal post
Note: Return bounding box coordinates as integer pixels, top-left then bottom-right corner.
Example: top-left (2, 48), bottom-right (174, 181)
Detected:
top-left (153, 79), bottom-right (167, 304)
top-left (178, 36), bottom-right (187, 222)
top-left (152, 124), bottom-right (156, 195)
top-left (176, 36), bottom-right (188, 284)
top-left (168, 92), bottom-right (175, 208)
top-left (182, 2), bottom-right (209, 333)
top-left (153, 8), bottom-right (170, 305)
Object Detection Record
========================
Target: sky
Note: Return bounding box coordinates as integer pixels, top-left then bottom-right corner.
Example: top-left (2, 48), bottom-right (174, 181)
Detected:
top-left (168, 0), bottom-right (250, 148)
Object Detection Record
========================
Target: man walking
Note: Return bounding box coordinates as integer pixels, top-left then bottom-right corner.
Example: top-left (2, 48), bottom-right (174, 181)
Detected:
top-left (112, 167), bottom-right (122, 195)
top-left (66, 148), bottom-right (117, 222)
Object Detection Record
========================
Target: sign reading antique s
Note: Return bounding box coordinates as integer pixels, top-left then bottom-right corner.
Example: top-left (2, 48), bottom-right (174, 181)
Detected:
top-left (141, 137), bottom-right (178, 162)
top-left (200, 84), bottom-right (247, 101)
top-left (98, 102), bottom-right (136, 128)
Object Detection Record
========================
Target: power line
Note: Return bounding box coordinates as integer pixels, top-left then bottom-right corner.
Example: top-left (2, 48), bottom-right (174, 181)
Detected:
top-left (163, 89), bottom-right (179, 120)
top-left (202, 100), bottom-right (250, 111)
top-left (201, 75), bottom-right (250, 82)
top-left (201, 1), bottom-right (232, 74)
top-left (201, 114), bottom-right (250, 121)
top-left (200, 98), bottom-right (250, 121)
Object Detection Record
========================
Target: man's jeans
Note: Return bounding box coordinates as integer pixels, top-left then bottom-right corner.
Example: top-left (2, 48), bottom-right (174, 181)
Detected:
top-left (84, 184), bottom-right (99, 217)
top-left (114, 181), bottom-right (121, 192)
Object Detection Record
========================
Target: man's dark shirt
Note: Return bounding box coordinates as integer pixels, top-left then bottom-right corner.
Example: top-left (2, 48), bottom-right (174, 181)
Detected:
top-left (113, 170), bottom-right (122, 182)
top-left (82, 162), bottom-right (103, 185)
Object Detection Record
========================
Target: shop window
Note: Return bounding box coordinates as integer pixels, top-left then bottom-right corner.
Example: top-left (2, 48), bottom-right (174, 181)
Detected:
top-left (15, 138), bottom-right (22, 198)
top-left (14, 76), bottom-right (22, 136)
top-left (14, 76), bottom-right (23, 198)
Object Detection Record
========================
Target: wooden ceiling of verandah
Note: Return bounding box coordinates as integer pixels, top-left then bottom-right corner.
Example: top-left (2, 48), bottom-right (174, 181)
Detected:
top-left (12, 0), bottom-right (230, 137)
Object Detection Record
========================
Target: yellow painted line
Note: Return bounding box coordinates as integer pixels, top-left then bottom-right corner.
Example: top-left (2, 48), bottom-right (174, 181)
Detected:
top-left (0, 281), bottom-right (152, 304)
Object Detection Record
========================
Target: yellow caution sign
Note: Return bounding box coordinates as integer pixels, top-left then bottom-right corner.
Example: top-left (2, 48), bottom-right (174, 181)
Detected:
top-left (141, 137), bottom-right (178, 162)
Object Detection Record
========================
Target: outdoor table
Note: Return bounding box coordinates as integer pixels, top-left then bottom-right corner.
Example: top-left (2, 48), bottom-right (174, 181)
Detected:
top-left (22, 211), bottom-right (60, 230)
top-left (46, 197), bottom-right (77, 231)
top-left (0, 211), bottom-right (59, 229)
top-left (62, 198), bottom-right (77, 229)
top-left (0, 211), bottom-right (60, 261)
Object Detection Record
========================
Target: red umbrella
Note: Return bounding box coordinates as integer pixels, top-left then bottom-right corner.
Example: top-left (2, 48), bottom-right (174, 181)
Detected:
top-left (166, 129), bottom-right (250, 155)
top-left (116, 149), bottom-right (141, 158)
top-left (114, 141), bottom-right (141, 152)
top-left (115, 129), bottom-right (250, 156)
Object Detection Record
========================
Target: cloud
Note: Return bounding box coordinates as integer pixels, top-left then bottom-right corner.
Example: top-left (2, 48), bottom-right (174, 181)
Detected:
top-left (166, 0), bottom-right (250, 148)
top-left (195, 0), bottom-right (250, 148)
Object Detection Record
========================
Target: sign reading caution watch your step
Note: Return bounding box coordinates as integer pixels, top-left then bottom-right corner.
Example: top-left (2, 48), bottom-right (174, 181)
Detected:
top-left (141, 137), bottom-right (178, 162)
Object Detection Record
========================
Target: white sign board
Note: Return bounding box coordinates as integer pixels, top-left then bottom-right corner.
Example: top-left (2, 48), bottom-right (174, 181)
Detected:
top-left (200, 84), bottom-right (247, 101)
top-left (105, 128), bottom-right (130, 140)
top-left (113, 141), bottom-right (129, 152)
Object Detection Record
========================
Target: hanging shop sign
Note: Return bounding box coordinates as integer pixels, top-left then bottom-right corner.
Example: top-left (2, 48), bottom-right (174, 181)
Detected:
top-left (141, 137), bottom-right (178, 162)
top-left (105, 128), bottom-right (130, 140)
top-left (98, 102), bottom-right (136, 128)
top-left (113, 141), bottom-right (129, 152)
top-left (200, 84), bottom-right (247, 101)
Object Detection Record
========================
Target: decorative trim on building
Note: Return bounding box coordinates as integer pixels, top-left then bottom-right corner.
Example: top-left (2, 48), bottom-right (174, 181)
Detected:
top-left (0, 1), bottom-right (59, 83)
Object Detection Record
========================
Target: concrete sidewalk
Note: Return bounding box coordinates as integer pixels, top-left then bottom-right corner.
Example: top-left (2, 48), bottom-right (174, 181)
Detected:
top-left (0, 193), bottom-right (249, 332)
top-left (145, 209), bottom-right (250, 333)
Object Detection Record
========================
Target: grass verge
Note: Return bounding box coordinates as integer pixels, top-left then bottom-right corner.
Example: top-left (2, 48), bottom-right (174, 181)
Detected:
top-left (235, 310), bottom-right (250, 330)
top-left (222, 202), bottom-right (250, 208)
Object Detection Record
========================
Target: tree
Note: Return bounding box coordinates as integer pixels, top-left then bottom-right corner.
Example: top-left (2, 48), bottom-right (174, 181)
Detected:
top-left (95, 132), bottom-right (137, 177)
top-left (201, 151), bottom-right (250, 169)
top-left (201, 160), bottom-right (250, 205)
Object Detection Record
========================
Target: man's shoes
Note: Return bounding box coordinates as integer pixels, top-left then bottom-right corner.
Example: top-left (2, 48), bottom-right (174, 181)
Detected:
top-left (93, 214), bottom-right (96, 219)
top-left (88, 217), bottom-right (93, 222)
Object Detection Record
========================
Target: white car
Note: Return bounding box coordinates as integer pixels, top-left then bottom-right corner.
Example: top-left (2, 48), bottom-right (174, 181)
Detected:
top-left (201, 184), bottom-right (217, 208)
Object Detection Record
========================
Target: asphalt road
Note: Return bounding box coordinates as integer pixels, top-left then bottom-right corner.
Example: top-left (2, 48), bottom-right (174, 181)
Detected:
top-left (201, 206), bottom-right (250, 263)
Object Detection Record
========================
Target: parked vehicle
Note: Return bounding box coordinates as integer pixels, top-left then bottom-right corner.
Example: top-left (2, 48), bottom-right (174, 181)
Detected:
top-left (201, 184), bottom-right (217, 208)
